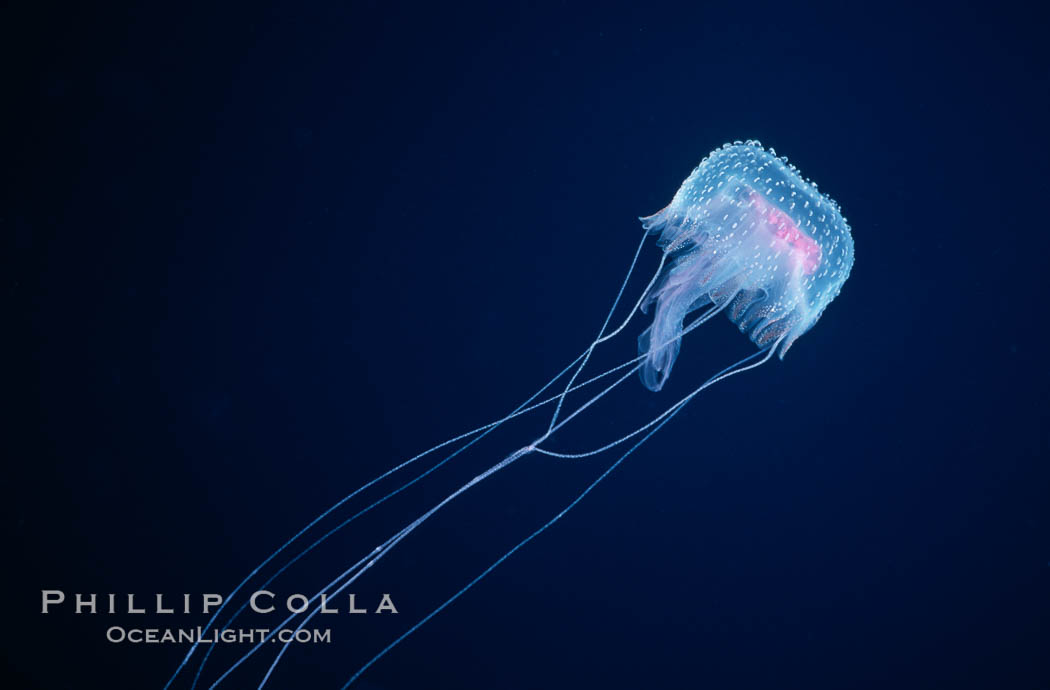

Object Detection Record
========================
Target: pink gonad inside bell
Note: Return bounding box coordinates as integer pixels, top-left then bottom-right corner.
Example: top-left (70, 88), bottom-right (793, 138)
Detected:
top-left (750, 190), bottom-right (822, 275)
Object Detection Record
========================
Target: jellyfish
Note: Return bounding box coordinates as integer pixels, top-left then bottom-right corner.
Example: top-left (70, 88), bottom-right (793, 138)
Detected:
top-left (165, 140), bottom-right (854, 689)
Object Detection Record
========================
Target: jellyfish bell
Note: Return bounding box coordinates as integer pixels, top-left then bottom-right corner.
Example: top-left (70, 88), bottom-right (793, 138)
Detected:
top-left (639, 140), bottom-right (855, 391)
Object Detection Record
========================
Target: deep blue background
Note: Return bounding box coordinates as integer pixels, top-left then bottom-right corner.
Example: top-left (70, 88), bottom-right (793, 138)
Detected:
top-left (7, 2), bottom-right (1049, 688)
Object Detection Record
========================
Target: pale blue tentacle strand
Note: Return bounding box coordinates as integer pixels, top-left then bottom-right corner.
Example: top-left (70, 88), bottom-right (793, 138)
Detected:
top-left (169, 231), bottom-right (663, 690)
top-left (172, 355), bottom-right (583, 690)
top-left (263, 339), bottom-right (776, 687)
top-left (209, 446), bottom-right (538, 689)
top-left (537, 293), bottom-right (735, 445)
top-left (255, 444), bottom-right (534, 687)
top-left (547, 229), bottom-right (658, 433)
top-left (188, 254), bottom-right (731, 688)
top-left (246, 362), bottom-right (645, 688)
top-left (221, 298), bottom-right (729, 686)
top-left (337, 336), bottom-right (786, 688)
top-left (234, 357), bottom-right (645, 687)
top-left (594, 252), bottom-right (666, 347)
top-left (193, 291), bottom-right (721, 687)
top-left (535, 353), bottom-right (765, 458)
top-left (190, 348), bottom-right (646, 687)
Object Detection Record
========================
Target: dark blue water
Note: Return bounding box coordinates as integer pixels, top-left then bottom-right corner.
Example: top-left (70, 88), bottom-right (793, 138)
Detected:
top-left (8, 2), bottom-right (1049, 689)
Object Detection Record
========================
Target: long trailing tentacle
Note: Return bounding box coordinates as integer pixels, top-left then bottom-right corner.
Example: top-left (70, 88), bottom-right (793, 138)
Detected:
top-left (171, 231), bottom-right (662, 689)
top-left (547, 229), bottom-right (664, 434)
top-left (187, 353), bottom-right (588, 687)
top-left (207, 294), bottom-right (736, 687)
top-left (173, 350), bottom-right (585, 689)
top-left (252, 336), bottom-right (781, 688)
top-left (193, 289), bottom-right (720, 688)
top-left (188, 346), bottom-right (642, 685)
top-left (188, 235), bottom-right (764, 688)
top-left (536, 292), bottom-right (736, 445)
top-left (253, 302), bottom-right (738, 683)
top-left (534, 348), bottom-right (765, 459)
top-left (210, 444), bottom-right (541, 689)
top-left (336, 335), bottom-right (787, 688)
top-left (228, 354), bottom-right (660, 687)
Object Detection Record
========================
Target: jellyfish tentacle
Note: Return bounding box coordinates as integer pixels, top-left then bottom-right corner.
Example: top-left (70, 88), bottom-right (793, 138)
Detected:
top-left (241, 363), bottom-right (649, 684)
top-left (547, 229), bottom-right (659, 434)
top-left (210, 445), bottom-right (537, 689)
top-left (179, 235), bottom-right (666, 689)
top-left (178, 362), bottom-right (578, 689)
top-left (252, 330), bottom-right (778, 687)
top-left (252, 443), bottom-right (539, 689)
top-left (174, 354), bottom-right (593, 689)
top-left (207, 529), bottom-right (401, 688)
top-left (595, 252), bottom-right (667, 346)
top-left (337, 336), bottom-right (787, 689)
top-left (184, 241), bottom-right (719, 689)
top-left (533, 346), bottom-right (769, 459)
top-left (178, 237), bottom-right (651, 688)
top-left (242, 361), bottom-right (648, 687)
top-left (191, 295), bottom-right (721, 688)
top-left (537, 292), bottom-right (735, 444)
